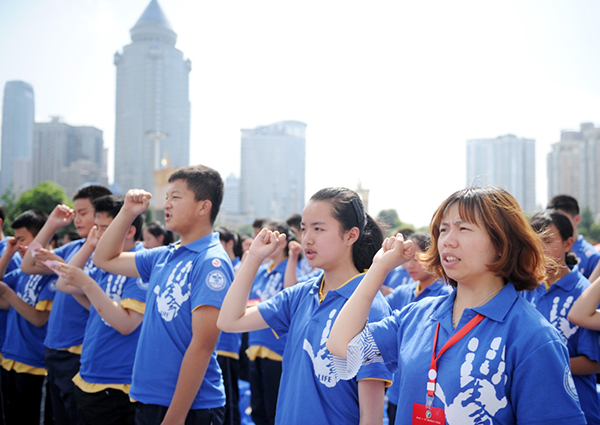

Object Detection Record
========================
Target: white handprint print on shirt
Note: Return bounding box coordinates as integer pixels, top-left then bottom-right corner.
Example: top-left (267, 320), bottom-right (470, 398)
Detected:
top-left (303, 309), bottom-right (340, 388)
top-left (550, 296), bottom-right (578, 343)
top-left (154, 260), bottom-right (193, 322)
top-left (435, 336), bottom-right (508, 424)
top-left (19, 274), bottom-right (43, 305)
top-left (100, 274), bottom-right (127, 327)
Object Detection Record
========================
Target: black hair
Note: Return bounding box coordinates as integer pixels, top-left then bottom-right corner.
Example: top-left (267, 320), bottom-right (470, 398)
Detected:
top-left (93, 195), bottom-right (143, 241)
top-left (264, 221), bottom-right (297, 258)
top-left (286, 213), bottom-right (302, 231)
top-left (0, 205), bottom-right (5, 222)
top-left (215, 226), bottom-right (243, 258)
top-left (73, 185), bottom-right (112, 202)
top-left (547, 195), bottom-right (579, 216)
top-left (253, 217), bottom-right (270, 229)
top-left (11, 209), bottom-right (48, 237)
top-left (62, 231), bottom-right (81, 243)
top-left (145, 221), bottom-right (174, 246)
top-left (168, 165), bottom-right (224, 224)
top-left (530, 210), bottom-right (578, 266)
top-left (310, 187), bottom-right (384, 272)
top-left (408, 232), bottom-right (431, 253)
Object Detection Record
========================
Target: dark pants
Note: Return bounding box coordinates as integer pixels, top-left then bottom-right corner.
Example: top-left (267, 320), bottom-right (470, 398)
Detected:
top-left (248, 358), bottom-right (282, 425)
top-left (1, 367), bottom-right (49, 425)
top-left (74, 385), bottom-right (134, 425)
top-left (388, 402), bottom-right (397, 425)
top-left (217, 355), bottom-right (240, 425)
top-left (44, 348), bottom-right (81, 425)
top-left (134, 403), bottom-right (225, 425)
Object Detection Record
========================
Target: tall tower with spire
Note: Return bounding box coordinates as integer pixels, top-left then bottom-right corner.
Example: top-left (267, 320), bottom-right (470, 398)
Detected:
top-left (114, 0), bottom-right (191, 194)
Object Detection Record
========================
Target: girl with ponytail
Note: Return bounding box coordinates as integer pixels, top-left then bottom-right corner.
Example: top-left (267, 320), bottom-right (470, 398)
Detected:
top-left (218, 187), bottom-right (392, 424)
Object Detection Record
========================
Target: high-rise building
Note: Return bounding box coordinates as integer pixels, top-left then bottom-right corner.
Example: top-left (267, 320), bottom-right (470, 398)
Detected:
top-left (0, 81), bottom-right (34, 195)
top-left (114, 0), bottom-right (191, 194)
top-left (33, 117), bottom-right (108, 196)
top-left (547, 123), bottom-right (600, 215)
top-left (240, 121), bottom-right (306, 220)
top-left (466, 134), bottom-right (536, 213)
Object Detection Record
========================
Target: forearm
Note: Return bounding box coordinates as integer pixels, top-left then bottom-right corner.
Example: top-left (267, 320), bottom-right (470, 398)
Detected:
top-left (283, 256), bottom-right (298, 288)
top-left (568, 277), bottom-right (600, 330)
top-left (0, 249), bottom-right (16, 280)
top-left (218, 253), bottom-right (263, 332)
top-left (358, 379), bottom-right (386, 425)
top-left (84, 284), bottom-right (142, 334)
top-left (570, 355), bottom-right (600, 375)
top-left (21, 222), bottom-right (62, 274)
top-left (94, 210), bottom-right (137, 269)
top-left (162, 342), bottom-right (213, 424)
top-left (327, 264), bottom-right (388, 358)
top-left (3, 290), bottom-right (49, 327)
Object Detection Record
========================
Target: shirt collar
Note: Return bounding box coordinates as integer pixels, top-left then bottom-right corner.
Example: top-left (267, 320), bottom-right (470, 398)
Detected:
top-left (170, 232), bottom-right (220, 253)
top-left (308, 272), bottom-right (365, 300)
top-left (548, 266), bottom-right (580, 292)
top-left (432, 282), bottom-right (518, 324)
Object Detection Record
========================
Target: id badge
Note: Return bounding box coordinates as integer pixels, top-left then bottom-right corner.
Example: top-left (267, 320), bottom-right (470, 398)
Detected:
top-left (412, 403), bottom-right (445, 425)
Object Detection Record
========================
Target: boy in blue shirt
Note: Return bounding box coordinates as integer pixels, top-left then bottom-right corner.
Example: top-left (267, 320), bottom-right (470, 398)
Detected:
top-left (55, 194), bottom-right (147, 425)
top-left (94, 165), bottom-right (234, 425)
top-left (0, 209), bottom-right (57, 424)
top-left (21, 185), bottom-right (111, 425)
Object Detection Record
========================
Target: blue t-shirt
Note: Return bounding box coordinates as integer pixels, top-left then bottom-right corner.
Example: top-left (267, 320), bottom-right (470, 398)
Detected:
top-left (0, 239), bottom-right (22, 351)
top-left (131, 233), bottom-right (234, 409)
top-left (258, 273), bottom-right (393, 425)
top-left (572, 235), bottom-right (600, 278)
top-left (248, 260), bottom-right (289, 356)
top-left (521, 268), bottom-right (600, 425)
top-left (79, 243), bottom-right (148, 385)
top-left (2, 269), bottom-right (56, 368)
top-left (382, 265), bottom-right (413, 290)
top-left (368, 284), bottom-right (586, 425)
top-left (45, 239), bottom-right (92, 350)
top-left (384, 279), bottom-right (452, 406)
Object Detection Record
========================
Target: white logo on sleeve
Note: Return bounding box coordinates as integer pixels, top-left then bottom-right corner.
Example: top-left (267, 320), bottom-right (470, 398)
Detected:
top-left (206, 270), bottom-right (226, 291)
top-left (303, 309), bottom-right (340, 388)
top-left (564, 365), bottom-right (579, 401)
top-left (154, 260), bottom-right (193, 322)
top-left (435, 336), bottom-right (508, 424)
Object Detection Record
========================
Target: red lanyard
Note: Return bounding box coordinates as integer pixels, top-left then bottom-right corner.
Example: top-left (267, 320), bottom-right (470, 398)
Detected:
top-left (426, 313), bottom-right (485, 401)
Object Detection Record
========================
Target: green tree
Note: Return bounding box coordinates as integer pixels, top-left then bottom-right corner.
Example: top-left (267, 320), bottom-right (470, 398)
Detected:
top-left (376, 209), bottom-right (403, 234)
top-left (0, 187), bottom-right (18, 236)
top-left (15, 182), bottom-right (70, 217)
top-left (579, 207), bottom-right (595, 237)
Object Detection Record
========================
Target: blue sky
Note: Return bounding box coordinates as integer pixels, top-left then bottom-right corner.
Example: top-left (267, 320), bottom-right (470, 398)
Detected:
top-left (2, 0), bottom-right (600, 226)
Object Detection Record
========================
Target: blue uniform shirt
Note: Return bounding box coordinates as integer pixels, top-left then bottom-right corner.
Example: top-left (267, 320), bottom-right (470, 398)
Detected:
top-left (521, 268), bottom-right (600, 425)
top-left (572, 235), bottom-right (600, 278)
top-left (0, 239), bottom-right (22, 351)
top-left (258, 273), bottom-right (393, 425)
top-left (131, 233), bottom-right (234, 409)
top-left (79, 243), bottom-right (148, 385)
top-left (45, 239), bottom-right (92, 349)
top-left (382, 265), bottom-right (413, 290)
top-left (384, 279), bottom-right (452, 407)
top-left (368, 283), bottom-right (586, 425)
top-left (248, 260), bottom-right (289, 356)
top-left (1, 269), bottom-right (56, 368)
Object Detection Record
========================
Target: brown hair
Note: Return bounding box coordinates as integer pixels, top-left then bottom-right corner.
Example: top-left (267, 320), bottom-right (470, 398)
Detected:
top-left (422, 186), bottom-right (547, 290)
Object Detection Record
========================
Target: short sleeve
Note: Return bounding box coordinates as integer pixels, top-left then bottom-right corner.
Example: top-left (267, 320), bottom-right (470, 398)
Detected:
top-left (135, 246), bottom-right (168, 283)
top-left (257, 284), bottom-right (303, 336)
top-left (189, 256), bottom-right (234, 311)
top-left (367, 310), bottom-right (402, 374)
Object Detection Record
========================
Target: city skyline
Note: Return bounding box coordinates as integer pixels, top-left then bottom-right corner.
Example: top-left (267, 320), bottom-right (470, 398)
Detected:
top-left (2, 1), bottom-right (600, 226)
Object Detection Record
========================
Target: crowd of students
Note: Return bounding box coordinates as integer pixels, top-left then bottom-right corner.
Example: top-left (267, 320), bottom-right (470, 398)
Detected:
top-left (1, 163), bottom-right (600, 425)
